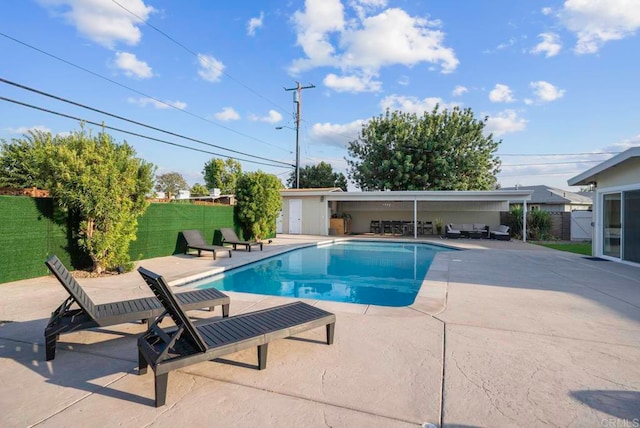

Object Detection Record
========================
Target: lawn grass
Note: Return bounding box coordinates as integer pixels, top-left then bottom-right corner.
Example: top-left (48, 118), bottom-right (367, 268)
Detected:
top-left (534, 241), bottom-right (592, 256)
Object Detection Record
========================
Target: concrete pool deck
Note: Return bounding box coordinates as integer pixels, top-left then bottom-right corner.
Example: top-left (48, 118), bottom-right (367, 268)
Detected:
top-left (0, 235), bottom-right (639, 427)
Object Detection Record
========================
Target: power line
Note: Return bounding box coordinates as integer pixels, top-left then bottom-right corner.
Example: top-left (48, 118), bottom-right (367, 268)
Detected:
top-left (499, 171), bottom-right (584, 177)
top-left (501, 160), bottom-right (607, 167)
top-left (498, 151), bottom-right (620, 156)
top-left (0, 31), bottom-right (289, 153)
top-left (0, 96), bottom-right (293, 170)
top-left (110, 0), bottom-right (289, 114)
top-left (0, 77), bottom-right (292, 167)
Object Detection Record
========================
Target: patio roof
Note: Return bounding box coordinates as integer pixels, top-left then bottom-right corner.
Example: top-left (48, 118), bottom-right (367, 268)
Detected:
top-left (281, 189), bottom-right (533, 202)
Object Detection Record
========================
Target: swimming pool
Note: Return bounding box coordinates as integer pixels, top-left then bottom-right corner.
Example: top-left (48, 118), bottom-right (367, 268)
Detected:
top-left (191, 241), bottom-right (453, 307)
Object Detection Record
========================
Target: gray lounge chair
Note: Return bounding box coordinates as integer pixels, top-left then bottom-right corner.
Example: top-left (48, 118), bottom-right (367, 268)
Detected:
top-left (137, 267), bottom-right (336, 407)
top-left (445, 224), bottom-right (461, 239)
top-left (181, 230), bottom-right (232, 259)
top-left (44, 255), bottom-right (230, 361)
top-left (220, 227), bottom-right (263, 252)
top-left (490, 225), bottom-right (511, 241)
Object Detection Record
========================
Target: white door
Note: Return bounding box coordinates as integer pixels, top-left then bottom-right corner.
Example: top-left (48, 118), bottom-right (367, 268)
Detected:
top-left (289, 199), bottom-right (302, 234)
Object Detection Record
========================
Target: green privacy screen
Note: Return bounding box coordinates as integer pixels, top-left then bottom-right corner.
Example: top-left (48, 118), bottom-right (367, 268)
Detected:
top-left (0, 197), bottom-right (235, 284)
top-left (130, 203), bottom-right (235, 260)
top-left (0, 196), bottom-right (70, 283)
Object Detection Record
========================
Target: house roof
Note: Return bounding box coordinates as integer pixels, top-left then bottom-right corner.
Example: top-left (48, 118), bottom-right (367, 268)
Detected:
top-left (280, 188), bottom-right (343, 196)
top-left (568, 146), bottom-right (640, 186)
top-left (280, 189), bottom-right (532, 202)
top-left (501, 185), bottom-right (593, 205)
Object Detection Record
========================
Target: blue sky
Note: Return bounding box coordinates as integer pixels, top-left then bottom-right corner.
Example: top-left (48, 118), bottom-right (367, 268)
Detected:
top-left (1, 0), bottom-right (639, 191)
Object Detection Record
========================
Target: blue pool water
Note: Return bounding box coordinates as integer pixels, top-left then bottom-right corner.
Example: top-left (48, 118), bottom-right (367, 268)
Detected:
top-left (192, 241), bottom-right (453, 307)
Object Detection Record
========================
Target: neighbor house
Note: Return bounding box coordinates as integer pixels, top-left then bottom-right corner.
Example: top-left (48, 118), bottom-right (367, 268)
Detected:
top-left (502, 185), bottom-right (592, 212)
top-left (568, 147), bottom-right (640, 265)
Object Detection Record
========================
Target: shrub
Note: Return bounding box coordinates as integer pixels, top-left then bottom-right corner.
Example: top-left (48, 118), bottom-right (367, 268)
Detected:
top-left (235, 171), bottom-right (282, 240)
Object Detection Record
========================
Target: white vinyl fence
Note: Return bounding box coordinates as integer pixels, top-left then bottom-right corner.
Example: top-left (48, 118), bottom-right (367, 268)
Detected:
top-left (571, 210), bottom-right (593, 241)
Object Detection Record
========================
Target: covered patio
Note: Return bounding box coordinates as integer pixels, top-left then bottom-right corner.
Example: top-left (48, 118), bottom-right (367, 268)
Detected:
top-left (280, 189), bottom-right (533, 241)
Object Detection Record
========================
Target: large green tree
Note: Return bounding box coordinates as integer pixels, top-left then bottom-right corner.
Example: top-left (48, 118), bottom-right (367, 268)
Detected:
top-left (287, 161), bottom-right (348, 191)
top-left (346, 106), bottom-right (501, 190)
top-left (0, 128), bottom-right (154, 273)
top-left (155, 172), bottom-right (188, 197)
top-left (203, 158), bottom-right (242, 194)
top-left (235, 171), bottom-right (282, 241)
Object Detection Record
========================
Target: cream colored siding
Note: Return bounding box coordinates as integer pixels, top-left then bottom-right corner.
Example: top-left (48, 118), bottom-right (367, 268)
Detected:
top-left (281, 196), bottom-right (329, 235)
top-left (596, 158), bottom-right (640, 189)
top-left (300, 197), bottom-right (327, 235)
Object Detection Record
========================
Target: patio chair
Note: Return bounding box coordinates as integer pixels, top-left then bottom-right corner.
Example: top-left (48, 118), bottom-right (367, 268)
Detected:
top-left (136, 267), bottom-right (336, 407)
top-left (490, 225), bottom-right (511, 241)
top-left (219, 227), bottom-right (263, 252)
top-left (181, 230), bottom-right (232, 259)
top-left (43, 255), bottom-right (230, 361)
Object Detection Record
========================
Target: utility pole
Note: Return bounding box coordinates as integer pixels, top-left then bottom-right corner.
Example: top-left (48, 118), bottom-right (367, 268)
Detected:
top-left (285, 81), bottom-right (315, 188)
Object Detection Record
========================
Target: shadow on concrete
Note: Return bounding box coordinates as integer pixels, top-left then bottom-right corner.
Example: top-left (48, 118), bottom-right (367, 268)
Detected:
top-left (0, 318), bottom-right (154, 406)
top-left (570, 390), bottom-right (640, 420)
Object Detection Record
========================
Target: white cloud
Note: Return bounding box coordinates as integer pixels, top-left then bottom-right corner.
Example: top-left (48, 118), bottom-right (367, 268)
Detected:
top-left (530, 32), bottom-right (562, 57)
top-left (310, 119), bottom-right (365, 148)
top-left (127, 97), bottom-right (187, 109)
top-left (541, 7), bottom-right (554, 16)
top-left (247, 11), bottom-right (264, 36)
top-left (489, 84), bottom-right (515, 103)
top-left (530, 80), bottom-right (565, 102)
top-left (214, 107), bottom-right (240, 121)
top-left (484, 110), bottom-right (527, 136)
top-left (197, 54), bottom-right (225, 82)
top-left (114, 52), bottom-right (153, 78)
top-left (291, 2), bottom-right (458, 82)
top-left (559, 0), bottom-right (640, 54)
top-left (380, 95), bottom-right (457, 113)
top-left (38, 0), bottom-right (155, 49)
top-left (484, 37), bottom-right (517, 54)
top-left (250, 110), bottom-right (283, 124)
top-left (397, 75), bottom-right (410, 86)
top-left (291, 0), bottom-right (345, 69)
top-left (323, 73), bottom-right (382, 93)
top-left (350, 0), bottom-right (388, 20)
top-left (603, 134), bottom-right (640, 152)
top-left (6, 125), bottom-right (51, 135)
top-left (452, 85), bottom-right (468, 96)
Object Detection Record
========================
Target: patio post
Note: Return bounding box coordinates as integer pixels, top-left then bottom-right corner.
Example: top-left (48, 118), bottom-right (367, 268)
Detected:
top-left (414, 197), bottom-right (417, 239)
top-left (522, 199), bottom-right (527, 242)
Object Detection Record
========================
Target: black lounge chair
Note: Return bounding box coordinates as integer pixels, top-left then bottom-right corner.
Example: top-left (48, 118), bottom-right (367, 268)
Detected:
top-left (181, 230), bottom-right (232, 259)
top-left (44, 255), bottom-right (230, 361)
top-left (137, 267), bottom-right (336, 407)
top-left (219, 227), bottom-right (263, 252)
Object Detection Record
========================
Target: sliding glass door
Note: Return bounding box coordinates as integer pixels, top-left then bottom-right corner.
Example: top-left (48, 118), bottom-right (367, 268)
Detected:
top-left (623, 190), bottom-right (640, 263)
top-left (602, 193), bottom-right (621, 258)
